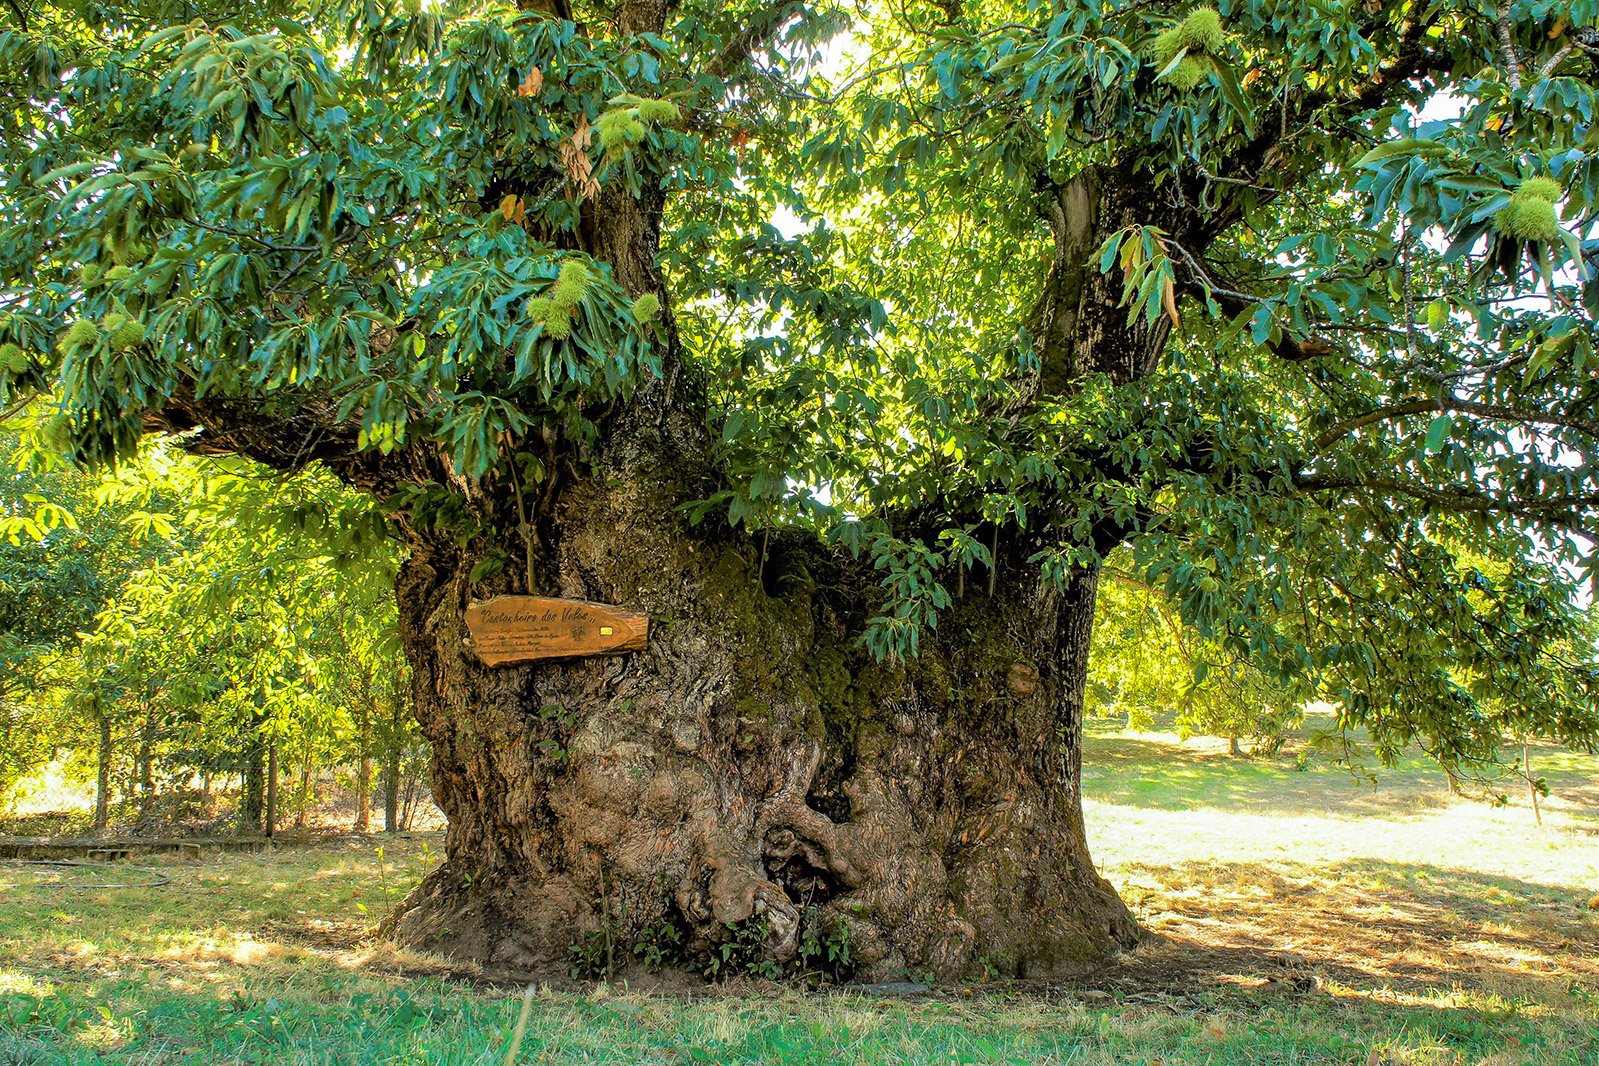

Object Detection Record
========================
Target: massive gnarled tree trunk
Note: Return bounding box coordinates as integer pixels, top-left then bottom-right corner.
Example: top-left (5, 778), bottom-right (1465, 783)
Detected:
top-left (379, 162), bottom-right (1149, 980)
top-left (385, 449), bottom-right (1138, 980)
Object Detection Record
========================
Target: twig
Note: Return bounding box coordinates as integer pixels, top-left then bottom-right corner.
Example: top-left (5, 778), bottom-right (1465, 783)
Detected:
top-left (1537, 42), bottom-right (1575, 80)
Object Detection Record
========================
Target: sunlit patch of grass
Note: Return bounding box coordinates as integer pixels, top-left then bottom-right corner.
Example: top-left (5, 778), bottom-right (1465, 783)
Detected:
top-left (0, 972), bottom-right (50, 996)
top-left (70, 1020), bottom-right (129, 1052)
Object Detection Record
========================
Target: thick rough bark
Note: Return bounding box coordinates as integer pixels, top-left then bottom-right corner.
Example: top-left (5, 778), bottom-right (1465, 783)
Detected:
top-left (1026, 170), bottom-right (1174, 398)
top-left (384, 435), bottom-right (1138, 980)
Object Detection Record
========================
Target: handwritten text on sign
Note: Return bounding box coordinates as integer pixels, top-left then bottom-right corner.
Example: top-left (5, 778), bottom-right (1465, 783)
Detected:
top-left (464, 596), bottom-right (649, 665)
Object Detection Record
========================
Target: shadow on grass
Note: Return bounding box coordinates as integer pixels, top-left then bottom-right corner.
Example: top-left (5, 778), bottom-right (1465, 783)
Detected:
top-left (2, 843), bottom-right (1597, 1063)
top-left (1110, 856), bottom-right (1599, 1013)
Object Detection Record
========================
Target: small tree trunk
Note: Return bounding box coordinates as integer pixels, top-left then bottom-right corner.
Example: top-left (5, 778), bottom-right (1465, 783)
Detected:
top-left (1523, 740), bottom-right (1543, 828)
top-left (1227, 736), bottom-right (1242, 756)
top-left (355, 757), bottom-right (373, 833)
top-left (266, 741), bottom-right (278, 839)
top-left (94, 713), bottom-right (112, 835)
top-left (383, 719), bottom-right (402, 834)
top-left (400, 762), bottom-right (420, 831)
top-left (241, 717), bottom-right (267, 834)
top-left (136, 707), bottom-right (156, 820)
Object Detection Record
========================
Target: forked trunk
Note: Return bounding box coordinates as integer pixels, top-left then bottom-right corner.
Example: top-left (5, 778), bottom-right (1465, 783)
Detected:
top-left (354, 108), bottom-right (1165, 979)
top-left (385, 443), bottom-right (1137, 981)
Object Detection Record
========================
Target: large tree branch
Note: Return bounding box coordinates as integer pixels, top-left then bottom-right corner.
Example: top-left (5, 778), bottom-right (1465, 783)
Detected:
top-left (1496, 0), bottom-right (1524, 90)
top-left (1191, 282), bottom-right (1337, 363)
top-left (1194, 11), bottom-right (1452, 244)
top-left (1314, 395), bottom-right (1599, 451)
top-left (146, 389), bottom-right (403, 494)
top-left (1294, 473), bottom-right (1597, 537)
top-left (516, 0), bottom-right (574, 20)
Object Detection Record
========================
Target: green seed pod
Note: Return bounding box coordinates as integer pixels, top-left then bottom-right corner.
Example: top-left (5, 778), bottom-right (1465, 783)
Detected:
top-left (1513, 176), bottom-right (1563, 204)
top-left (524, 295), bottom-right (552, 322)
top-left (0, 342), bottom-right (26, 373)
top-left (543, 309), bottom-right (573, 340)
top-left (558, 260), bottom-right (592, 287)
top-left (79, 263), bottom-right (104, 287)
top-left (636, 99), bottom-right (680, 124)
top-left (1494, 197), bottom-right (1561, 242)
top-left (1155, 7), bottom-right (1226, 65)
top-left (631, 293), bottom-right (661, 323)
top-left (598, 109), bottom-right (633, 142)
top-left (110, 319), bottom-right (146, 352)
top-left (61, 319), bottom-right (100, 349)
top-left (403, 0), bottom-right (422, 15)
top-left (549, 261), bottom-right (592, 312)
top-left (104, 265), bottom-right (134, 282)
top-left (598, 109), bottom-right (648, 149)
top-left (1173, 7), bottom-right (1225, 54)
top-left (1165, 55), bottom-right (1210, 90)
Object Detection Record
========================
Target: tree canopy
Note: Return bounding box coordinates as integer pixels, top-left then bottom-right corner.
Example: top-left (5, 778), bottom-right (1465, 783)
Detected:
top-left (3, 0), bottom-right (1598, 782)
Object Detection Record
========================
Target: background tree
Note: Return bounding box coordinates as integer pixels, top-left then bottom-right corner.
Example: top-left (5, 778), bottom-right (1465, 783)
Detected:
top-left (0, 417), bottom-right (179, 811)
top-left (0, 417), bottom-right (406, 831)
top-left (3, 0), bottom-right (1598, 981)
top-left (1086, 555), bottom-right (1302, 754)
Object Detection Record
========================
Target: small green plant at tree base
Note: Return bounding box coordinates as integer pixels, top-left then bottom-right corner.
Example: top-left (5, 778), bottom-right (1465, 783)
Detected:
top-left (795, 905), bottom-right (854, 984)
top-left (567, 929), bottom-right (613, 981)
top-left (567, 893), bottom-right (852, 983)
top-left (703, 917), bottom-right (783, 980)
top-left (965, 956), bottom-right (1009, 984)
top-left (632, 909), bottom-right (688, 971)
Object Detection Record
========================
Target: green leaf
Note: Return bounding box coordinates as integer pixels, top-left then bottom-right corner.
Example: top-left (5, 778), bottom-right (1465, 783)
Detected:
top-left (1423, 414), bottom-right (1453, 454)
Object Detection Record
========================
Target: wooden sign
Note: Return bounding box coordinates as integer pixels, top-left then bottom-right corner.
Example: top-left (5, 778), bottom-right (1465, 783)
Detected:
top-left (464, 596), bottom-right (649, 666)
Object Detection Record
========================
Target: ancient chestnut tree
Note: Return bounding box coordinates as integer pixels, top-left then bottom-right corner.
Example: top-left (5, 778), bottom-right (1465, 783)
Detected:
top-left (3, 0), bottom-right (1598, 980)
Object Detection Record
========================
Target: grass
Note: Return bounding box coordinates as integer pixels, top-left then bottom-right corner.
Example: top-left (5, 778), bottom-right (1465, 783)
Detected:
top-left (2, 722), bottom-right (1597, 1065)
